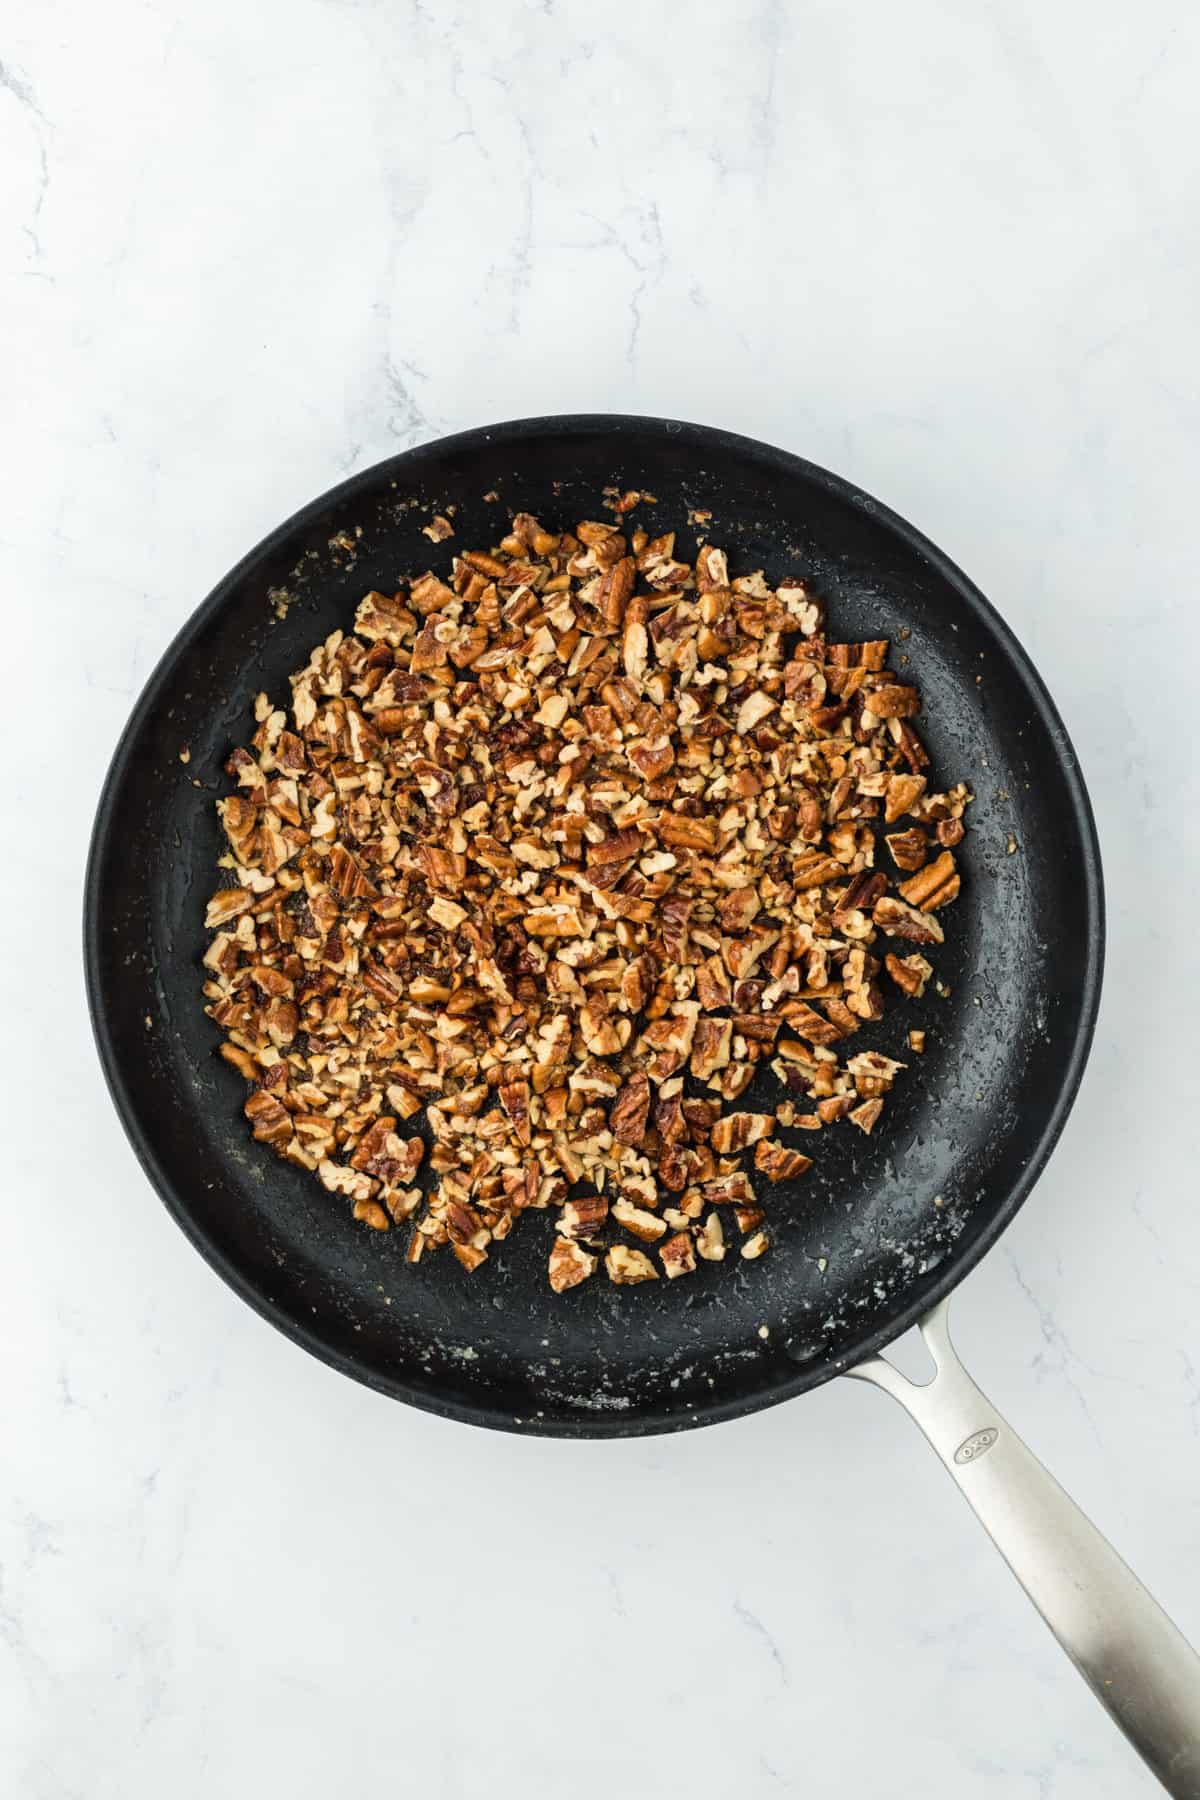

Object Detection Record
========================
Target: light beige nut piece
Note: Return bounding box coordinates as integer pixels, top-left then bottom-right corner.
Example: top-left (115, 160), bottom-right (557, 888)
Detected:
top-left (548, 1238), bottom-right (598, 1292)
top-left (736, 691), bottom-right (778, 736)
top-left (695, 1212), bottom-right (726, 1262)
top-left (845, 1051), bottom-right (906, 1097)
top-left (606, 1244), bottom-right (659, 1284)
top-left (318, 1160), bottom-right (377, 1203)
top-left (622, 596), bottom-right (649, 682)
top-left (429, 895), bottom-right (467, 929)
top-left (611, 1198), bottom-right (667, 1242)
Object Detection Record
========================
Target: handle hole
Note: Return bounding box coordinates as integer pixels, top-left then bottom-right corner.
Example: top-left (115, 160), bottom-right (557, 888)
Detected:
top-left (879, 1322), bottom-right (939, 1388)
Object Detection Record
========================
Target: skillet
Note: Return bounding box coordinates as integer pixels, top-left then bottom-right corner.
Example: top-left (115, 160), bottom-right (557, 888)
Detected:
top-left (83, 415), bottom-right (1200, 1790)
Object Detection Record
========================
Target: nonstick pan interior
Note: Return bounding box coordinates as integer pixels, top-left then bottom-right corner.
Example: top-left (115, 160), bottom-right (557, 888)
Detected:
top-left (84, 416), bottom-right (1103, 1436)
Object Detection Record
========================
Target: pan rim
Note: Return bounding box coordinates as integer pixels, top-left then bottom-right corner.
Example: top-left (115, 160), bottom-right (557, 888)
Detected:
top-left (83, 413), bottom-right (1105, 1436)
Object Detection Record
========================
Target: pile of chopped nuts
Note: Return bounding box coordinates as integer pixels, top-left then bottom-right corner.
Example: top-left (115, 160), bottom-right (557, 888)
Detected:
top-left (202, 505), bottom-right (969, 1292)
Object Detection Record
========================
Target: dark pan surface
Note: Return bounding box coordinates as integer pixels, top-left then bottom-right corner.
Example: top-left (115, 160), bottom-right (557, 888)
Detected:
top-left (84, 416), bottom-right (1103, 1436)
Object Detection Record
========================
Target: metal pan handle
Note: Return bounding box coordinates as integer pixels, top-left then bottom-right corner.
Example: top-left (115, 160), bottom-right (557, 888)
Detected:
top-left (847, 1298), bottom-right (1200, 1795)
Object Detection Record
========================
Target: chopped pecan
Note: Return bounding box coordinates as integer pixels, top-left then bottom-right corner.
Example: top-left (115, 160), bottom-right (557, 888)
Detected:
top-left (694, 1211), bottom-right (725, 1261)
top-left (710, 1112), bottom-right (775, 1154)
top-left (849, 1098), bottom-right (884, 1134)
top-left (548, 1238), bottom-right (597, 1292)
top-left (628, 734), bottom-right (674, 781)
top-left (894, 719), bottom-right (929, 772)
top-left (864, 682), bottom-right (919, 720)
top-left (884, 774), bottom-right (927, 824)
top-left (622, 596), bottom-right (649, 682)
top-left (244, 1090), bottom-right (292, 1147)
top-left (885, 951), bottom-right (934, 997)
top-left (498, 1079), bottom-right (532, 1146)
top-left (452, 1239), bottom-right (489, 1271)
top-left (782, 1003), bottom-right (848, 1047)
top-left (612, 1198), bottom-right (667, 1242)
top-left (659, 1231), bottom-right (697, 1279)
top-left (832, 870), bottom-right (887, 925)
top-left (220, 1042), bottom-right (261, 1082)
top-left (606, 1244), bottom-right (658, 1284)
top-left (898, 850), bottom-right (960, 911)
top-left (872, 895), bottom-right (945, 945)
top-left (560, 1193), bottom-right (609, 1240)
top-left (736, 691), bottom-right (778, 736)
top-left (792, 850), bottom-right (845, 890)
top-left (656, 812), bottom-right (717, 852)
top-left (620, 953), bottom-right (656, 1013)
top-left (318, 1160), bottom-right (378, 1203)
top-left (701, 1173), bottom-right (755, 1206)
top-left (754, 1141), bottom-right (813, 1181)
top-left (845, 1051), bottom-right (906, 1098)
top-left (696, 956), bottom-right (733, 1011)
top-left (609, 1072), bottom-right (651, 1146)
top-left (690, 1018), bottom-right (732, 1081)
top-left (352, 1199), bottom-right (391, 1230)
top-left (598, 555), bottom-right (635, 628)
top-left (718, 887), bottom-right (761, 933)
top-left (205, 886), bottom-right (254, 928)
top-left (885, 827), bottom-right (928, 872)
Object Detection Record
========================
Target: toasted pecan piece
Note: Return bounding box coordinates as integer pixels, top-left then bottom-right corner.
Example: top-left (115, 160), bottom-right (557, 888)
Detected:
top-left (548, 1238), bottom-right (597, 1292)
top-left (873, 895), bottom-right (945, 945)
top-left (885, 951), bottom-right (934, 997)
top-left (710, 1112), bottom-right (775, 1154)
top-left (885, 827), bottom-right (928, 873)
top-left (898, 850), bottom-right (960, 911)
top-left (849, 1098), bottom-right (884, 1134)
top-left (605, 1244), bottom-right (658, 1284)
top-left (754, 1141), bottom-right (813, 1182)
top-left (660, 1231), bottom-right (697, 1279)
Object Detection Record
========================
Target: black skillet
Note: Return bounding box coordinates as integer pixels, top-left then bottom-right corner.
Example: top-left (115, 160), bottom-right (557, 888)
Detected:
top-left (84, 416), bottom-right (1200, 1790)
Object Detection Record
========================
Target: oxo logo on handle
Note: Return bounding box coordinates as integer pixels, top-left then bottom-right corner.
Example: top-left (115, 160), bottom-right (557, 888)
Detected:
top-left (954, 1427), bottom-right (1000, 1465)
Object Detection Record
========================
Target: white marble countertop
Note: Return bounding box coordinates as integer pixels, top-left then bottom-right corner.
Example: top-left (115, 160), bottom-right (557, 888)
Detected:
top-left (5, 1), bottom-right (1200, 1793)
